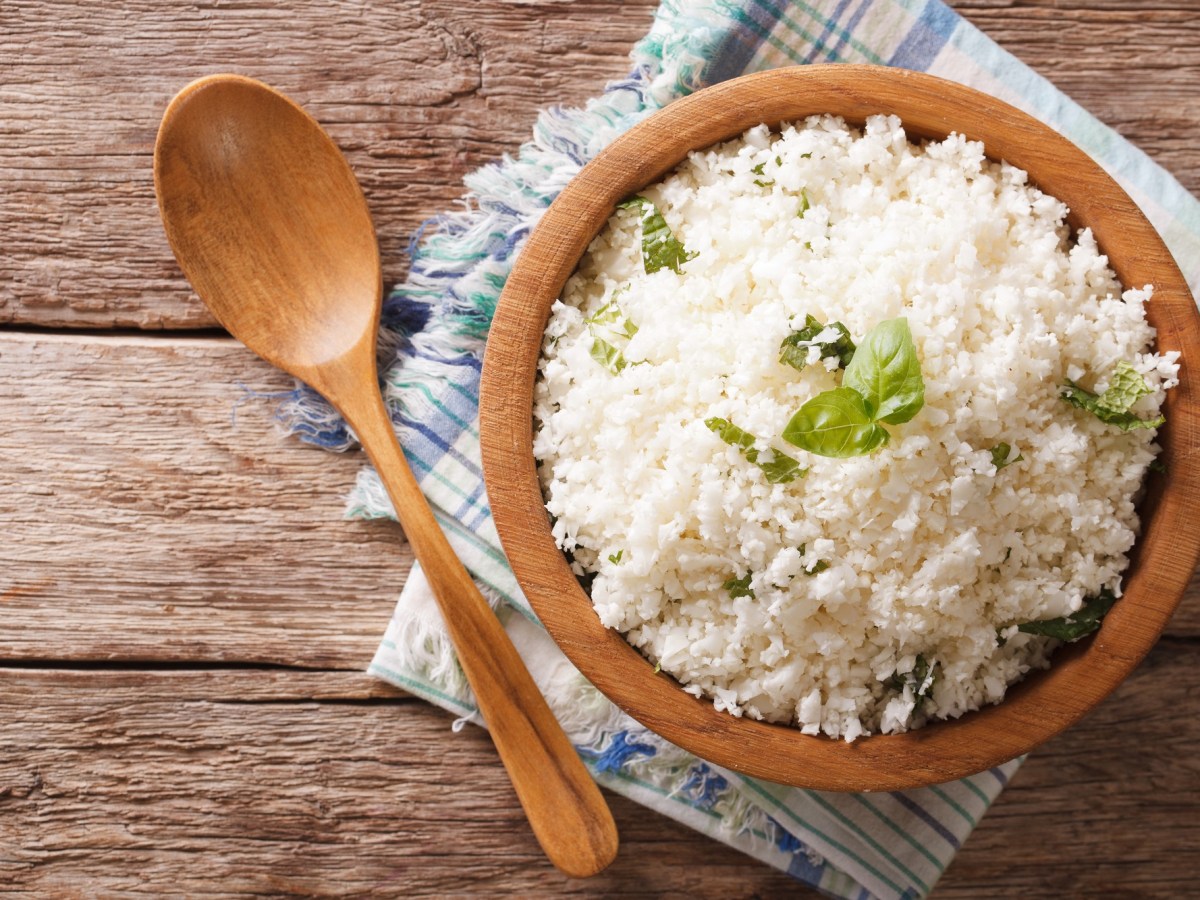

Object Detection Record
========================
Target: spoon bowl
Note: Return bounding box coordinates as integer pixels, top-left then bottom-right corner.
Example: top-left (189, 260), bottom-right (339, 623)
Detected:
top-left (155, 76), bottom-right (379, 379)
top-left (155, 74), bottom-right (618, 877)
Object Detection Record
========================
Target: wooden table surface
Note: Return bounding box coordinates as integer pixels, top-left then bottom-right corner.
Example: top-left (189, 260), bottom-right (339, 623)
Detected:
top-left (2, 1), bottom-right (1198, 896)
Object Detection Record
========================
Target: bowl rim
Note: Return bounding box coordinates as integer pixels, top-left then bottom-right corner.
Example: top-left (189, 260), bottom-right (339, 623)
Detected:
top-left (479, 64), bottom-right (1200, 791)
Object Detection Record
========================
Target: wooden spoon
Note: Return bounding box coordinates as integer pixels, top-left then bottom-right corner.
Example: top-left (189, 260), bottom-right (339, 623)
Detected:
top-left (153, 74), bottom-right (618, 877)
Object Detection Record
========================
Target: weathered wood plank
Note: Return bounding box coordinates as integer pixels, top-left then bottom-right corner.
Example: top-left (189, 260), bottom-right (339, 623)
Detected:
top-left (3, 330), bottom-right (1196, 671)
top-left (1, 652), bottom-right (1196, 896)
top-left (0, 0), bottom-right (659, 329)
top-left (0, 332), bottom-right (406, 668)
top-left (2, 0), bottom-right (1197, 329)
top-left (0, 668), bottom-right (805, 897)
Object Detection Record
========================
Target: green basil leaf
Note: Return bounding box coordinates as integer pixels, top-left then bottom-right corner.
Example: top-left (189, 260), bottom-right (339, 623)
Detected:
top-left (724, 573), bottom-right (754, 599)
top-left (842, 318), bottom-right (925, 425)
top-left (1015, 588), bottom-right (1117, 642)
top-left (618, 196), bottom-right (698, 274)
top-left (705, 416), bottom-right (755, 454)
top-left (1061, 361), bottom-right (1164, 431)
top-left (705, 417), bottom-right (806, 483)
top-left (781, 387), bottom-right (890, 458)
top-left (779, 314), bottom-right (856, 372)
top-left (990, 442), bottom-right (1023, 471)
top-left (586, 301), bottom-right (638, 339)
top-left (756, 454), bottom-right (806, 484)
top-left (589, 336), bottom-right (627, 374)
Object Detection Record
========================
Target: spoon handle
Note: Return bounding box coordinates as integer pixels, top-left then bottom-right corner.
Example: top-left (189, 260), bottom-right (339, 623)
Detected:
top-left (340, 388), bottom-right (619, 878)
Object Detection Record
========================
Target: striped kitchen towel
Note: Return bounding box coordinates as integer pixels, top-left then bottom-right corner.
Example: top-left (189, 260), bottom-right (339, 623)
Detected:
top-left (277, 2), bottom-right (1200, 897)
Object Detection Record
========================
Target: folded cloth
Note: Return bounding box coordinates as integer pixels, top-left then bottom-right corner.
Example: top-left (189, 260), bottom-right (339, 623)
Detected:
top-left (278, 2), bottom-right (1200, 897)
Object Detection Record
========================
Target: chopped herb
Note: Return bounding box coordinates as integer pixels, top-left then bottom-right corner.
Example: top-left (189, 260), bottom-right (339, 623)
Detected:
top-left (608, 549), bottom-right (624, 565)
top-left (1150, 458), bottom-right (1168, 474)
top-left (618, 196), bottom-right (698, 274)
top-left (779, 314), bottom-right (855, 372)
top-left (842, 318), bottom-right (925, 425)
top-left (589, 336), bottom-right (627, 374)
top-left (800, 152), bottom-right (812, 159)
top-left (751, 162), bottom-right (775, 188)
top-left (775, 155), bottom-right (782, 166)
top-left (705, 416), bottom-right (807, 483)
top-left (585, 297), bottom-right (639, 374)
top-left (888, 654), bottom-right (938, 705)
top-left (653, 660), bottom-right (662, 674)
top-left (1061, 361), bottom-right (1164, 431)
top-left (797, 543), bottom-right (830, 576)
top-left (585, 300), bottom-right (638, 339)
top-left (990, 442), bottom-right (1024, 471)
top-left (724, 573), bottom-right (755, 599)
top-left (797, 188), bottom-right (810, 218)
top-left (1015, 588), bottom-right (1117, 642)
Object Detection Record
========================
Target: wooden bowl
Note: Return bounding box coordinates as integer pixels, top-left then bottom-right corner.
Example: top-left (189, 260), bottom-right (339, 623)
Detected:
top-left (479, 66), bottom-right (1200, 791)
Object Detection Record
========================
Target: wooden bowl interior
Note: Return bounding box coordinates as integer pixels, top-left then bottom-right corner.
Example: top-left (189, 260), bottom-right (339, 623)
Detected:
top-left (480, 66), bottom-right (1200, 791)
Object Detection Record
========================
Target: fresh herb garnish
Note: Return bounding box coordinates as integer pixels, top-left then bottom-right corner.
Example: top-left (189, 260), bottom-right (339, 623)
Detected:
top-left (589, 336), bottom-right (627, 374)
top-left (705, 417), bottom-right (806, 483)
top-left (585, 297), bottom-right (639, 374)
top-left (724, 573), bottom-right (755, 599)
top-left (751, 161), bottom-right (775, 188)
top-left (797, 188), bottom-right (810, 218)
top-left (608, 550), bottom-right (624, 565)
top-left (585, 300), bottom-right (638, 338)
top-left (779, 314), bottom-right (856, 372)
top-left (842, 318), bottom-right (925, 425)
top-left (653, 660), bottom-right (662, 674)
top-left (798, 544), bottom-right (830, 576)
top-left (1061, 361), bottom-right (1164, 431)
top-left (618, 196), bottom-right (698, 275)
top-left (990, 442), bottom-right (1023, 471)
top-left (1015, 588), bottom-right (1117, 642)
top-left (782, 387), bottom-right (890, 458)
top-left (782, 318), bottom-right (924, 458)
top-left (889, 654), bottom-right (938, 705)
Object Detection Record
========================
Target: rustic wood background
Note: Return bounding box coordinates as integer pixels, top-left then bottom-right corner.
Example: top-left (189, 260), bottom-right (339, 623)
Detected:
top-left (2, 0), bottom-right (1197, 896)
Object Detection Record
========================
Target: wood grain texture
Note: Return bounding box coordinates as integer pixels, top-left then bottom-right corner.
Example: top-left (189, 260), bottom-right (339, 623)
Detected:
top-left (481, 64), bottom-right (1200, 792)
top-left (0, 0), bottom-right (659, 328)
top-left (0, 331), bottom-right (402, 668)
top-left (0, 669), bottom-right (798, 897)
top-left (1, 650), bottom-right (1196, 897)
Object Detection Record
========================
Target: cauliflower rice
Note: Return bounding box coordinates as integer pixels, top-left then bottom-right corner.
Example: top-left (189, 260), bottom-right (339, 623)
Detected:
top-left (532, 115), bottom-right (1179, 741)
